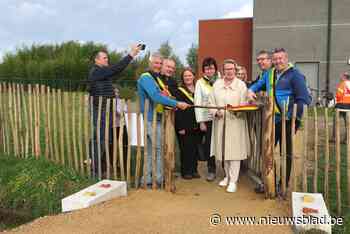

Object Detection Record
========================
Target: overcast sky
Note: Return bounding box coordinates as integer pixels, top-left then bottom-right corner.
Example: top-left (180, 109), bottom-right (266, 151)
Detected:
top-left (0, 0), bottom-right (253, 64)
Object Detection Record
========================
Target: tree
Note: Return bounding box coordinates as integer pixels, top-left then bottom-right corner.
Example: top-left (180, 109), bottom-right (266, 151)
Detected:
top-left (186, 43), bottom-right (198, 74)
top-left (158, 41), bottom-right (184, 81)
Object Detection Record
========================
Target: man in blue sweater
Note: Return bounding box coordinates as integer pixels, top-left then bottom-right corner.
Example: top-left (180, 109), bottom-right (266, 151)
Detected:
top-left (248, 48), bottom-right (311, 192)
top-left (138, 53), bottom-right (189, 187)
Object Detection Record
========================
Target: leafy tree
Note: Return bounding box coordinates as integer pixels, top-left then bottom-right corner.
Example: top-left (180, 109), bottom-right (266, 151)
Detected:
top-left (186, 43), bottom-right (198, 74)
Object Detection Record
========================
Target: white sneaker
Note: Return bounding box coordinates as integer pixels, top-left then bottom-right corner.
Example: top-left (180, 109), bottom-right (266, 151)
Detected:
top-left (226, 182), bottom-right (237, 193)
top-left (219, 177), bottom-right (228, 187)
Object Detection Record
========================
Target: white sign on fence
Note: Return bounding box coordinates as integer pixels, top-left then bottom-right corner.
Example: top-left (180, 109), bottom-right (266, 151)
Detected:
top-left (124, 113), bottom-right (144, 146)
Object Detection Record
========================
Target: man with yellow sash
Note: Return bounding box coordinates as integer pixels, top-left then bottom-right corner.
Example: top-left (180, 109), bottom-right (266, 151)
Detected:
top-left (137, 53), bottom-right (190, 187)
top-left (248, 48), bottom-right (311, 193)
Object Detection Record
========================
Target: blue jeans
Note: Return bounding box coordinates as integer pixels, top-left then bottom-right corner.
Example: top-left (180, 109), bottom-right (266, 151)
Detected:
top-left (143, 119), bottom-right (163, 185)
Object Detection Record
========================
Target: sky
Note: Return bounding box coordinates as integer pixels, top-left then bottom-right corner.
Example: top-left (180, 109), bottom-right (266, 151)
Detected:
top-left (0, 0), bottom-right (253, 64)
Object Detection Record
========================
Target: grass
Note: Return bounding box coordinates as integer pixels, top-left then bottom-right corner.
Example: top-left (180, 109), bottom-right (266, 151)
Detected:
top-left (0, 154), bottom-right (96, 231)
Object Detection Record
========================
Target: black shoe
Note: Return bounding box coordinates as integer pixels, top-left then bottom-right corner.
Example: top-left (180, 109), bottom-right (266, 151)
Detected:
top-left (183, 174), bottom-right (193, 180)
top-left (192, 172), bottom-right (201, 179)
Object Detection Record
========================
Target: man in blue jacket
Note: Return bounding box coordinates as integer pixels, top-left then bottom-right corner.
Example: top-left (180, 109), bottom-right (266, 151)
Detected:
top-left (88, 44), bottom-right (142, 178)
top-left (138, 53), bottom-right (189, 187)
top-left (248, 48), bottom-right (311, 192)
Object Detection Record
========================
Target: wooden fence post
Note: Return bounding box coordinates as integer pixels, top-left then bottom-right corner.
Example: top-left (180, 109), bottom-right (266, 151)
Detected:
top-left (302, 105), bottom-right (308, 192)
top-left (135, 99), bottom-right (142, 188)
top-left (112, 98), bottom-right (118, 180)
top-left (164, 110), bottom-right (176, 192)
top-left (126, 99), bottom-right (132, 186)
top-left (118, 99), bottom-right (125, 181)
top-left (142, 100), bottom-right (149, 189)
top-left (335, 109), bottom-right (341, 215)
top-left (263, 96), bottom-right (275, 198)
top-left (313, 107), bottom-right (318, 193)
top-left (324, 108), bottom-right (330, 206)
top-left (151, 108), bottom-right (157, 190)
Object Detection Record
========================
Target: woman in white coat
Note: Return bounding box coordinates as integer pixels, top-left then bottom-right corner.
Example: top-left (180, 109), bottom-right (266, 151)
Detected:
top-left (209, 59), bottom-right (250, 193)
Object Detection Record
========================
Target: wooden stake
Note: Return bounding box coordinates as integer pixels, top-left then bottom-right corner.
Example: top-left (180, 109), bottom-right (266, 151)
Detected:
top-left (52, 88), bottom-right (59, 163)
top-left (78, 93), bottom-right (84, 175)
top-left (263, 95), bottom-right (275, 198)
top-left (42, 85), bottom-right (50, 159)
top-left (89, 97), bottom-right (95, 178)
top-left (151, 108), bottom-right (157, 190)
top-left (313, 107), bottom-right (318, 193)
top-left (164, 110), bottom-right (176, 192)
top-left (324, 108), bottom-right (330, 206)
top-left (16, 84), bottom-right (23, 157)
top-left (64, 92), bottom-right (72, 167)
top-left (97, 96), bottom-right (103, 180)
top-left (72, 92), bottom-right (79, 171)
top-left (84, 95), bottom-right (91, 177)
top-left (35, 84), bottom-right (41, 156)
top-left (118, 99), bottom-right (125, 181)
top-left (290, 103), bottom-right (297, 192)
top-left (281, 102), bottom-right (287, 196)
top-left (347, 112), bottom-right (350, 210)
top-left (105, 98), bottom-right (111, 179)
top-left (142, 100), bottom-right (149, 189)
top-left (302, 105), bottom-right (308, 192)
top-left (58, 89), bottom-right (65, 165)
top-left (135, 98), bottom-right (141, 188)
top-left (126, 99), bottom-right (132, 186)
top-left (335, 109), bottom-right (341, 215)
top-left (28, 85), bottom-right (34, 156)
top-left (112, 98), bottom-right (118, 180)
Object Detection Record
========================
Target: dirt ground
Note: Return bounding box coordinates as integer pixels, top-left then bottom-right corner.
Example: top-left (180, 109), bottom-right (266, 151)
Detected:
top-left (2, 161), bottom-right (294, 234)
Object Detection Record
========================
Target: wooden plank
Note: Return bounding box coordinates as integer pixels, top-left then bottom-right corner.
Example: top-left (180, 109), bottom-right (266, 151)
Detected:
top-left (151, 108), bottom-right (157, 190)
top-left (112, 98), bottom-right (118, 180)
top-left (302, 105), bottom-right (308, 192)
top-left (58, 89), bottom-right (65, 165)
top-left (96, 96), bottom-right (103, 180)
top-left (347, 112), bottom-right (350, 210)
top-left (135, 98), bottom-right (141, 188)
top-left (324, 108), bottom-right (330, 206)
top-left (313, 107), bottom-right (318, 193)
top-left (335, 109), bottom-right (341, 215)
top-left (281, 102), bottom-right (287, 196)
top-left (142, 100), bottom-right (149, 189)
top-left (105, 98), bottom-right (111, 179)
top-left (89, 96), bottom-right (95, 178)
top-left (161, 112), bottom-right (166, 190)
top-left (118, 99), bottom-right (125, 181)
top-left (126, 99), bottom-right (132, 186)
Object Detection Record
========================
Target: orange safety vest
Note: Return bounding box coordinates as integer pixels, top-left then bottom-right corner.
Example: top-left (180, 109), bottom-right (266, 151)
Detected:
top-left (336, 80), bottom-right (350, 104)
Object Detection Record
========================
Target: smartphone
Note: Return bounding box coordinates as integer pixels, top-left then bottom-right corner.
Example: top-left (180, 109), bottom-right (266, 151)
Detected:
top-left (138, 44), bottom-right (146, 50)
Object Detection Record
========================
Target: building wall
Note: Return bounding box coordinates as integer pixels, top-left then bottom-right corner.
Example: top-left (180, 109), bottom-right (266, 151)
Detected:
top-left (198, 18), bottom-right (252, 79)
top-left (253, 0), bottom-right (350, 94)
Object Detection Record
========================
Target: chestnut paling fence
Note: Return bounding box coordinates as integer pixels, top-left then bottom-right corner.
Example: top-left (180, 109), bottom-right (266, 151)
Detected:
top-left (0, 82), bottom-right (176, 191)
top-left (0, 81), bottom-right (349, 215)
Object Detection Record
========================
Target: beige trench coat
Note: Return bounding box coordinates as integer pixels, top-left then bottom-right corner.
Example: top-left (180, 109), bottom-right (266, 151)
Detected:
top-left (209, 78), bottom-right (250, 161)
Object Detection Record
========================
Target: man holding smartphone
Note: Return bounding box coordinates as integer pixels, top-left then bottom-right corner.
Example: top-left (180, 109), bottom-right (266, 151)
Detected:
top-left (88, 44), bottom-right (142, 178)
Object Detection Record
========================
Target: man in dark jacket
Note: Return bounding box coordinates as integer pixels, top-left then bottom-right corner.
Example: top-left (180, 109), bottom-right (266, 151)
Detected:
top-left (89, 44), bottom-right (141, 178)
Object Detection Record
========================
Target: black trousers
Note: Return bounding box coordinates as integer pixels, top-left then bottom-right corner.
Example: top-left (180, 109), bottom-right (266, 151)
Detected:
top-left (274, 119), bottom-right (300, 187)
top-left (177, 130), bottom-right (200, 176)
top-left (200, 121), bottom-right (216, 173)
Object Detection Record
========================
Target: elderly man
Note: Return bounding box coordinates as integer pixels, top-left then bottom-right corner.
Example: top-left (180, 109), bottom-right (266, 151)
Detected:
top-left (88, 45), bottom-right (142, 178)
top-left (137, 53), bottom-right (190, 187)
top-left (248, 48), bottom-right (311, 192)
top-left (160, 58), bottom-right (178, 96)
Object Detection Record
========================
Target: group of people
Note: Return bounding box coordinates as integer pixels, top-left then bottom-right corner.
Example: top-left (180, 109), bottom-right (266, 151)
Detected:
top-left (88, 44), bottom-right (312, 194)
